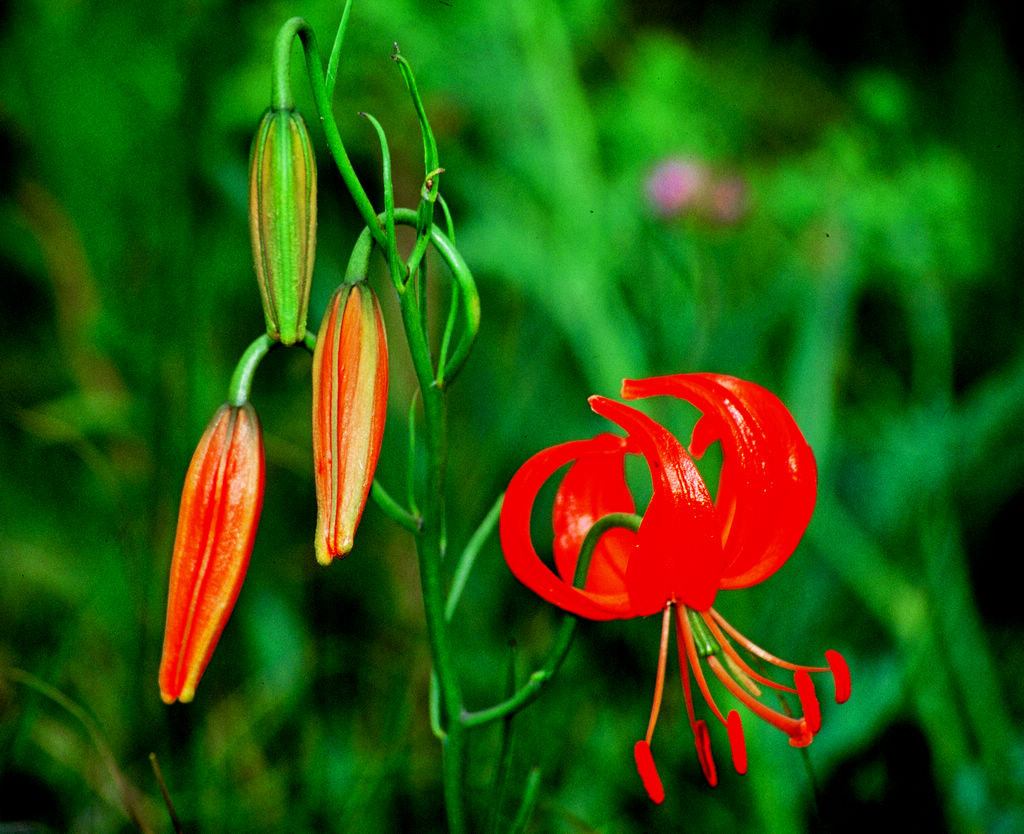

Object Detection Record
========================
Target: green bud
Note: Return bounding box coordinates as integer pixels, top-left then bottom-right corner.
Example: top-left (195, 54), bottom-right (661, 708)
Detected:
top-left (248, 107), bottom-right (317, 346)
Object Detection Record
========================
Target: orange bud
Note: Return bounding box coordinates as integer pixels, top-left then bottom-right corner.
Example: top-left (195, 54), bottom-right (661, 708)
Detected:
top-left (159, 403), bottom-right (264, 704)
top-left (312, 283), bottom-right (388, 564)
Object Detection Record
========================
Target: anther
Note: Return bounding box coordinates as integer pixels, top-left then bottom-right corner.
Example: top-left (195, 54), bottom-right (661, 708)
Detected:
top-left (825, 649), bottom-right (851, 703)
top-left (726, 709), bottom-right (747, 773)
top-left (634, 740), bottom-right (665, 804)
top-left (693, 719), bottom-right (718, 786)
top-left (794, 670), bottom-right (821, 734)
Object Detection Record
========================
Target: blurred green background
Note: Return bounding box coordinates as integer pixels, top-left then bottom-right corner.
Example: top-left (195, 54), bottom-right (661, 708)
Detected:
top-left (2, 0), bottom-right (1023, 831)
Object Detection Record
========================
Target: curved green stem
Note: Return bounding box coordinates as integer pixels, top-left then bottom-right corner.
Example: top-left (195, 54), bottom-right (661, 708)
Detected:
top-left (302, 328), bottom-right (317, 354)
top-left (360, 111), bottom-right (403, 289)
top-left (392, 46), bottom-right (440, 279)
top-left (10, 669), bottom-right (155, 834)
top-left (462, 615), bottom-right (577, 728)
top-left (325, 0), bottom-right (354, 101)
top-left (273, 18), bottom-right (384, 248)
top-left (445, 493), bottom-right (503, 621)
top-left (390, 208), bottom-right (480, 387)
top-left (462, 512), bottom-right (640, 728)
top-left (228, 333), bottom-right (276, 406)
top-left (344, 224), bottom-right (375, 286)
top-left (370, 479), bottom-right (419, 533)
top-left (272, 18), bottom-right (304, 109)
top-left (509, 767), bottom-right (542, 834)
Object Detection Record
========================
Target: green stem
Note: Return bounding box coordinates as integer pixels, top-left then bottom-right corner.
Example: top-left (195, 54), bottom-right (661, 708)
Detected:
top-left (509, 767), bottom-right (542, 834)
top-left (325, 0), bottom-right (354, 101)
top-left (273, 18), bottom-right (384, 247)
top-left (391, 47), bottom-right (440, 279)
top-left (227, 333), bottom-right (276, 406)
top-left (148, 754), bottom-right (184, 834)
top-left (360, 111), bottom-right (403, 289)
top-left (406, 392), bottom-right (422, 520)
top-left (462, 512), bottom-right (640, 728)
top-left (405, 300), bottom-right (466, 829)
top-left (370, 479), bottom-right (419, 533)
top-left (390, 208), bottom-right (480, 388)
top-left (272, 18), bottom-right (303, 109)
top-left (462, 616), bottom-right (577, 728)
top-left (445, 492), bottom-right (503, 621)
top-left (487, 642), bottom-right (519, 834)
top-left (302, 328), bottom-right (317, 353)
top-left (385, 209), bottom-right (465, 829)
top-left (10, 669), bottom-right (155, 834)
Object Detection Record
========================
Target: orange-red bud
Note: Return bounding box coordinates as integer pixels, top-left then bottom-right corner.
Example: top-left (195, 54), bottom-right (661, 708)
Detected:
top-left (312, 282), bottom-right (388, 564)
top-left (159, 403), bottom-right (264, 704)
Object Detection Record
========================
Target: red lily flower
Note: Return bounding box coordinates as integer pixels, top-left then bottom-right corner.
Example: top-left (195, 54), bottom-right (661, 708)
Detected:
top-left (159, 403), bottom-right (265, 704)
top-left (499, 373), bottom-right (850, 802)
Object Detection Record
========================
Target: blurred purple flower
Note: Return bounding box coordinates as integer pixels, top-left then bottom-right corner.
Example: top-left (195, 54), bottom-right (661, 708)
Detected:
top-left (645, 157), bottom-right (709, 216)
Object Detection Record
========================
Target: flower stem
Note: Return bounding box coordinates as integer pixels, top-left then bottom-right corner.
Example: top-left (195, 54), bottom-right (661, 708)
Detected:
top-left (446, 492), bottom-right (503, 621)
top-left (463, 512), bottom-right (641, 727)
top-left (227, 333), bottom-right (276, 406)
top-left (273, 17), bottom-right (385, 248)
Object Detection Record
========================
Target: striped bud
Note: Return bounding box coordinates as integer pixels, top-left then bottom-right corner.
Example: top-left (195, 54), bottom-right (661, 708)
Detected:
top-left (249, 107), bottom-right (317, 345)
top-left (159, 403), bottom-right (264, 704)
top-left (312, 283), bottom-right (389, 564)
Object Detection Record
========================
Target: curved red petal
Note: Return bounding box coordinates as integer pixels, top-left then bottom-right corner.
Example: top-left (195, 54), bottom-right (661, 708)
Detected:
top-left (622, 374), bottom-right (816, 589)
top-left (500, 434), bottom-right (639, 619)
top-left (590, 396), bottom-right (723, 612)
top-left (553, 439), bottom-right (637, 595)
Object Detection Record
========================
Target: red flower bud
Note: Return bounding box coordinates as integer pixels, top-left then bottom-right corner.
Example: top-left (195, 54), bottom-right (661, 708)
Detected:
top-left (159, 403), bottom-right (264, 704)
top-left (312, 283), bottom-right (388, 564)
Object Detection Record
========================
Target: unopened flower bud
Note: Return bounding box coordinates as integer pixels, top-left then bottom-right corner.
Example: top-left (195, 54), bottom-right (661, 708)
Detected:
top-left (312, 283), bottom-right (389, 564)
top-left (249, 107), bottom-right (317, 345)
top-left (159, 403), bottom-right (264, 704)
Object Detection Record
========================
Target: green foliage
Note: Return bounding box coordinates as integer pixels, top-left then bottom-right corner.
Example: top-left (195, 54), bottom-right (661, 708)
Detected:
top-left (2, 0), bottom-right (1023, 831)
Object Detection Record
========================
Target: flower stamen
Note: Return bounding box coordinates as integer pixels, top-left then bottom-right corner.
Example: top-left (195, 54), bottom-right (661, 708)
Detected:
top-left (826, 649), bottom-right (852, 703)
top-left (725, 709), bottom-right (747, 773)
top-left (703, 610), bottom-right (796, 694)
top-left (645, 604), bottom-right (673, 743)
top-left (706, 655), bottom-right (812, 745)
top-left (634, 741), bottom-right (665, 804)
top-left (710, 608), bottom-right (828, 674)
top-left (677, 607), bottom-right (729, 725)
top-left (795, 670), bottom-right (821, 733)
top-left (634, 603), bottom-right (674, 803)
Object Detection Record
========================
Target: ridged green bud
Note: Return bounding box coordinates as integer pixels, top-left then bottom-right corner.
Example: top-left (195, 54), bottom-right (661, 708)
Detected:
top-left (248, 107), bottom-right (317, 346)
